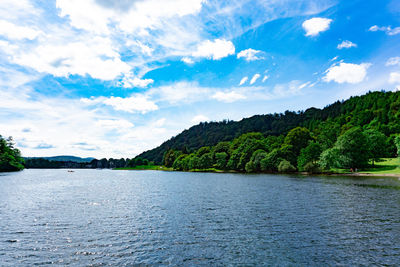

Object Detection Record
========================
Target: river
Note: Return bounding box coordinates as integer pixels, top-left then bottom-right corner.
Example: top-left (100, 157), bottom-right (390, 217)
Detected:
top-left (1, 169), bottom-right (399, 266)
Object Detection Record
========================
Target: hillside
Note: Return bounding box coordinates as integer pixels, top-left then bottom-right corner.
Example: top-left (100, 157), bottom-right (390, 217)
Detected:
top-left (24, 155), bottom-right (95, 163)
top-left (138, 91), bottom-right (400, 164)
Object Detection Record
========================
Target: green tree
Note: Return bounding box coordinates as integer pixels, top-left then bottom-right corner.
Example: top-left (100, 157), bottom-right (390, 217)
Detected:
top-left (326, 127), bottom-right (370, 169)
top-left (0, 135), bottom-right (24, 172)
top-left (284, 127), bottom-right (312, 155)
top-left (297, 142), bottom-right (322, 171)
top-left (260, 149), bottom-right (282, 172)
top-left (163, 149), bottom-right (182, 167)
top-left (198, 153), bottom-right (213, 169)
top-left (364, 129), bottom-right (387, 165)
top-left (214, 152), bottom-right (228, 170)
top-left (278, 160), bottom-right (296, 173)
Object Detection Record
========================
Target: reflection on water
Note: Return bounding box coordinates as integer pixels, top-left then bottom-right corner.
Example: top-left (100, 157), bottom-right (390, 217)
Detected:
top-left (0, 169), bottom-right (399, 266)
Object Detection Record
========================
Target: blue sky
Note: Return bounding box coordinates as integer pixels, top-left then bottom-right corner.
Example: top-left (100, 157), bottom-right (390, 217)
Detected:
top-left (0, 0), bottom-right (399, 158)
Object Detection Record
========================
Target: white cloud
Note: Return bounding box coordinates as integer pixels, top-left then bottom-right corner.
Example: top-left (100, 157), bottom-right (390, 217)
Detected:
top-left (181, 57), bottom-right (194, 64)
top-left (323, 62), bottom-right (371, 84)
top-left (82, 95), bottom-right (158, 113)
top-left (302, 17), bottom-right (332, 37)
top-left (250, 74), bottom-right (261, 85)
top-left (192, 39), bottom-right (235, 60)
top-left (0, 20), bottom-right (40, 40)
top-left (237, 48), bottom-right (264, 61)
top-left (12, 37), bottom-right (131, 80)
top-left (120, 73), bottom-right (154, 88)
top-left (386, 57), bottom-right (400, 66)
top-left (191, 115), bottom-right (209, 124)
top-left (239, 76), bottom-right (248, 86)
top-left (369, 25), bottom-right (400, 36)
top-left (212, 91), bottom-right (246, 103)
top-left (148, 81), bottom-right (210, 104)
top-left (389, 72), bottom-right (400, 84)
top-left (337, 40), bottom-right (357, 49)
top-left (262, 75), bottom-right (269, 82)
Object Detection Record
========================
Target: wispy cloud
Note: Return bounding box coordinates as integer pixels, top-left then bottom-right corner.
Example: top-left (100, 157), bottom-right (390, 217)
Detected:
top-left (369, 25), bottom-right (400, 35)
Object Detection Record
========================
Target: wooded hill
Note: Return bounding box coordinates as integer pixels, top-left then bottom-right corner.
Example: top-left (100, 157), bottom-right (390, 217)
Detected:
top-left (138, 91), bottom-right (400, 165)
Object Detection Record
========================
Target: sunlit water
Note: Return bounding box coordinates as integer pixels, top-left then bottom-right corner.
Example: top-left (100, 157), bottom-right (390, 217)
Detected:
top-left (1, 169), bottom-right (399, 266)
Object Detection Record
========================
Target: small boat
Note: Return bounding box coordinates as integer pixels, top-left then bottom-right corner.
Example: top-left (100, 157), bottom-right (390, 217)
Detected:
top-left (67, 170), bottom-right (75, 173)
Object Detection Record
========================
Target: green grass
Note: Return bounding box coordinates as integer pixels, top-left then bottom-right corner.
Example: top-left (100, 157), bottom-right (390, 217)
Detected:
top-left (359, 158), bottom-right (400, 174)
top-left (330, 158), bottom-right (400, 175)
top-left (114, 165), bottom-right (173, 171)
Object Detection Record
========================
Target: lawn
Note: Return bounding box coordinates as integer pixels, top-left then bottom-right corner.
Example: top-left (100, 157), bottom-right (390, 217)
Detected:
top-left (114, 165), bottom-right (173, 171)
top-left (359, 158), bottom-right (400, 175)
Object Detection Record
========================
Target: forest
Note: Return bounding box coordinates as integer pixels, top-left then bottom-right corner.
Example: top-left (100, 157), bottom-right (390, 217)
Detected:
top-left (142, 91), bottom-right (400, 173)
top-left (138, 91), bottom-right (400, 165)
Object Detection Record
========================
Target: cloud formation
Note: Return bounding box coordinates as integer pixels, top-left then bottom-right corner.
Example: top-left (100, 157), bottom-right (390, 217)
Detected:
top-left (237, 49), bottom-right (264, 61)
top-left (369, 25), bottom-right (400, 35)
top-left (302, 17), bottom-right (332, 37)
top-left (191, 39), bottom-right (235, 60)
top-left (337, 40), bottom-right (357, 49)
top-left (323, 62), bottom-right (371, 84)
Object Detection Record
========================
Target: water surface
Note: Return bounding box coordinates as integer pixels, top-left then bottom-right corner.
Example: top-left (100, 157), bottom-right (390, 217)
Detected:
top-left (1, 169), bottom-right (399, 266)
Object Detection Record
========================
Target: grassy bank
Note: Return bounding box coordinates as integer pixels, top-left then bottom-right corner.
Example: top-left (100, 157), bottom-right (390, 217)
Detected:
top-left (359, 158), bottom-right (400, 175)
top-left (114, 165), bottom-right (173, 171)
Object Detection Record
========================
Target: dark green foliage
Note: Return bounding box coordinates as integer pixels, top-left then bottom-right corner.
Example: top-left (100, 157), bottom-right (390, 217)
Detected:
top-left (364, 129), bottom-right (388, 165)
top-left (163, 149), bottom-right (182, 167)
top-left (139, 92), bottom-right (400, 164)
top-left (152, 91), bottom-right (400, 173)
top-left (303, 162), bottom-right (321, 174)
top-left (246, 149), bottom-right (268, 173)
top-left (198, 153), bottom-right (213, 169)
top-left (278, 160), bottom-right (296, 173)
top-left (0, 135), bottom-right (24, 172)
top-left (260, 149), bottom-right (283, 172)
top-left (321, 127), bottom-right (370, 169)
top-left (284, 127), bottom-right (312, 156)
top-left (297, 142), bottom-right (323, 171)
top-left (214, 152), bottom-right (228, 170)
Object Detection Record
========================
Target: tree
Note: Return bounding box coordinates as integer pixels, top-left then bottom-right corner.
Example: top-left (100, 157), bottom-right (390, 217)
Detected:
top-left (297, 142), bottom-right (322, 171)
top-left (198, 153), bottom-right (213, 169)
top-left (327, 127), bottom-right (370, 169)
top-left (0, 135), bottom-right (24, 172)
top-left (163, 149), bottom-right (182, 167)
top-left (283, 127), bottom-right (312, 156)
top-left (319, 147), bottom-right (340, 170)
top-left (364, 129), bottom-right (387, 165)
top-left (278, 160), bottom-right (296, 173)
top-left (260, 149), bottom-right (282, 172)
top-left (214, 152), bottom-right (228, 170)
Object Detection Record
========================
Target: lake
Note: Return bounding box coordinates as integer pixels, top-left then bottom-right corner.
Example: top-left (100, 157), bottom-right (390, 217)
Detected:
top-left (0, 169), bottom-right (399, 266)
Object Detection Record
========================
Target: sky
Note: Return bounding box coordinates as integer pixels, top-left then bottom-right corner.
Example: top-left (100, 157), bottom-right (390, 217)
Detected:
top-left (0, 0), bottom-right (399, 158)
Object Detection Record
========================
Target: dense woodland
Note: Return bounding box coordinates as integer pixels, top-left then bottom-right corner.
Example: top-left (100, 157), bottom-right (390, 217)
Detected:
top-left (138, 91), bottom-right (400, 165)
top-left (138, 91), bottom-right (400, 172)
top-left (0, 135), bottom-right (24, 172)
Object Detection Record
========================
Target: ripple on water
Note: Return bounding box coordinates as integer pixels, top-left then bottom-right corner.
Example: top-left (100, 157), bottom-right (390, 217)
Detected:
top-left (0, 169), bottom-right (400, 266)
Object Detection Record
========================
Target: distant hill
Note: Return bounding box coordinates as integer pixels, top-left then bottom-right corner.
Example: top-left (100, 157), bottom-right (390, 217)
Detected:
top-left (138, 91), bottom-right (400, 164)
top-left (24, 156), bottom-right (95, 163)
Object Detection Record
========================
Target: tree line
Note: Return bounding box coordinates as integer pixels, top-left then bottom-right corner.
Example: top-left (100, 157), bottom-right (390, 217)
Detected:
top-left (163, 127), bottom-right (400, 173)
top-left (138, 91), bottom-right (400, 164)
top-left (24, 156), bottom-right (153, 169)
